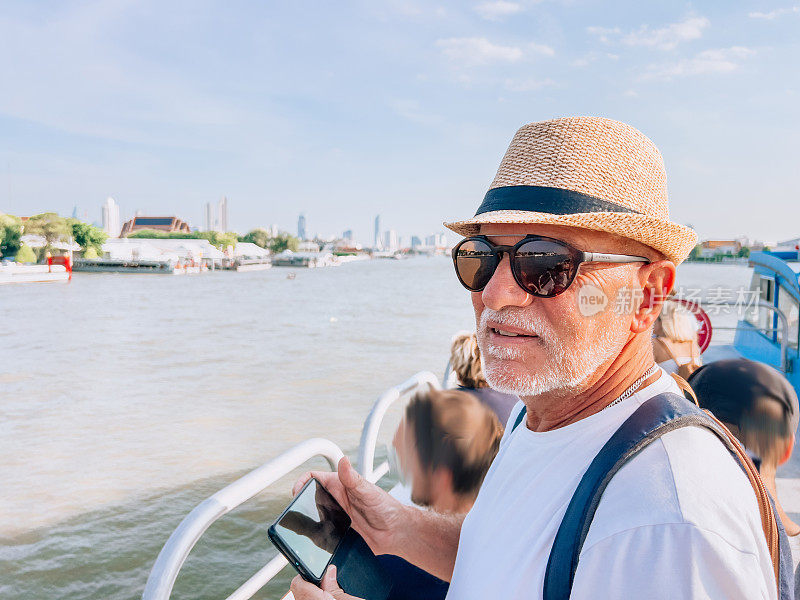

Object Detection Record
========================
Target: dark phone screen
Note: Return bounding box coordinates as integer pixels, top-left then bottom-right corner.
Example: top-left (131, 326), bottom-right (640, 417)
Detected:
top-left (272, 479), bottom-right (352, 580)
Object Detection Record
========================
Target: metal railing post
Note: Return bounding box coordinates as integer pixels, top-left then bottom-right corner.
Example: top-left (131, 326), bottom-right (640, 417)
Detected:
top-left (698, 299), bottom-right (790, 372)
top-left (357, 371), bottom-right (440, 482)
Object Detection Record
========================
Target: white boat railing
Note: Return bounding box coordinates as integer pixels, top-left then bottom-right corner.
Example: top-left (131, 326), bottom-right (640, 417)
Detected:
top-left (142, 370), bottom-right (443, 600)
top-left (701, 299), bottom-right (791, 372)
top-left (357, 370), bottom-right (441, 483)
top-left (142, 438), bottom-right (344, 600)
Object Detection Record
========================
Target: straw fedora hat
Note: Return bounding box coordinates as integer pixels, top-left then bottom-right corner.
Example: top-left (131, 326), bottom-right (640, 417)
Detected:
top-left (444, 116), bottom-right (698, 264)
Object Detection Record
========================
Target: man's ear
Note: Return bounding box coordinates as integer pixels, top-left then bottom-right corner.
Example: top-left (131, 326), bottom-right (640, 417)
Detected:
top-left (631, 260), bottom-right (676, 334)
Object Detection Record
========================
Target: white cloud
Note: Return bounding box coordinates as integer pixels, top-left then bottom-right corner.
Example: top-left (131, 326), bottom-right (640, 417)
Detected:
top-left (436, 37), bottom-right (525, 66)
top-left (503, 77), bottom-right (555, 91)
top-left (528, 42), bottom-right (555, 56)
top-left (475, 1), bottom-right (523, 21)
top-left (585, 26), bottom-right (620, 44)
top-left (571, 51), bottom-right (619, 67)
top-left (589, 16), bottom-right (709, 51)
top-left (389, 99), bottom-right (442, 125)
top-left (383, 2), bottom-right (447, 18)
top-left (748, 6), bottom-right (799, 19)
top-left (642, 46), bottom-right (754, 80)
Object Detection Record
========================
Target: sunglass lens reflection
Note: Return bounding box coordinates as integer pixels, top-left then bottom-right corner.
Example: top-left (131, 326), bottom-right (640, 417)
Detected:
top-left (455, 239), bottom-right (497, 291)
top-left (513, 240), bottom-right (577, 297)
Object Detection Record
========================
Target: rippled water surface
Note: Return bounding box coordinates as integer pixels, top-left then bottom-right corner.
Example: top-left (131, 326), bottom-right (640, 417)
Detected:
top-left (0, 259), bottom-right (753, 599)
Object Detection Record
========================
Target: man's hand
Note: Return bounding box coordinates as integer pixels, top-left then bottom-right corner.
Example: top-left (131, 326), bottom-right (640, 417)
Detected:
top-left (293, 457), bottom-right (407, 555)
top-left (293, 456), bottom-right (463, 581)
top-left (290, 566), bottom-right (362, 600)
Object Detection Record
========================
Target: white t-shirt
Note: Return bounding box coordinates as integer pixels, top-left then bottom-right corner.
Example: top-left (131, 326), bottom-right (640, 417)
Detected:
top-left (447, 370), bottom-right (776, 600)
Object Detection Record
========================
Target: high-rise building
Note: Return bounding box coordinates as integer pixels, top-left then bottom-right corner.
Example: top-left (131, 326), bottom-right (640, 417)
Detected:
top-left (205, 197), bottom-right (230, 232)
top-left (218, 196), bottom-right (228, 232)
top-left (374, 215), bottom-right (381, 249)
top-left (204, 202), bottom-right (215, 231)
top-left (298, 214), bottom-right (307, 240)
top-left (102, 197), bottom-right (121, 237)
top-left (383, 229), bottom-right (398, 251)
top-left (343, 229), bottom-right (353, 242)
top-left (411, 235), bottom-right (422, 249)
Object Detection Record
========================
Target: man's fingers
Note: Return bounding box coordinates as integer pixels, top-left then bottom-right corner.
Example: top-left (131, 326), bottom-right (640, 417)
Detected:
top-left (320, 565), bottom-right (340, 591)
top-left (290, 575), bottom-right (327, 599)
top-left (292, 472), bottom-right (314, 497)
top-left (320, 566), bottom-right (364, 600)
top-left (294, 469), bottom-right (346, 498)
top-left (337, 457), bottom-right (367, 493)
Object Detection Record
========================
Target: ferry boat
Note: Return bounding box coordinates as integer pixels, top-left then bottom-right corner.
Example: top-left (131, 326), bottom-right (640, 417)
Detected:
top-left (73, 258), bottom-right (179, 274)
top-left (0, 256), bottom-right (72, 284)
top-left (73, 258), bottom-right (209, 274)
top-left (141, 250), bottom-right (800, 600)
top-left (271, 251), bottom-right (339, 268)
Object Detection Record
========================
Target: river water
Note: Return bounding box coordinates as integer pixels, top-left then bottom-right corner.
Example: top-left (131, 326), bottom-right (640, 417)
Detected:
top-left (0, 258), bottom-right (755, 599)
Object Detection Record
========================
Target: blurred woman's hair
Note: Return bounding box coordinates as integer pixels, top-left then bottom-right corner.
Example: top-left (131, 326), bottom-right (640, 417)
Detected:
top-left (450, 332), bottom-right (487, 389)
top-left (658, 301), bottom-right (699, 343)
top-left (405, 388), bottom-right (503, 498)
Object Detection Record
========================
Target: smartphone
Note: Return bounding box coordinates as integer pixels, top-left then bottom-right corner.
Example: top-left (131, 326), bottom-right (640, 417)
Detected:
top-left (268, 477), bottom-right (392, 600)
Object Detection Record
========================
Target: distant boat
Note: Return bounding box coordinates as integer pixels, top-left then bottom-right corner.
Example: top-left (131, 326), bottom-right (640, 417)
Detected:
top-left (271, 250), bottom-right (339, 268)
top-left (73, 258), bottom-right (178, 274)
top-left (372, 250), bottom-right (404, 260)
top-left (0, 256), bottom-right (71, 284)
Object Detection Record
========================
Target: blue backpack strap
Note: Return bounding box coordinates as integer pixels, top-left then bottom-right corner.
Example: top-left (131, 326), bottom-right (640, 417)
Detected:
top-left (511, 405), bottom-right (527, 433)
top-left (540, 392), bottom-right (790, 600)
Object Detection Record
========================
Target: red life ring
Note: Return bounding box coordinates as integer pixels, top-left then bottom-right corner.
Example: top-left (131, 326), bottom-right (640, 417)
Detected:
top-left (670, 298), bottom-right (713, 353)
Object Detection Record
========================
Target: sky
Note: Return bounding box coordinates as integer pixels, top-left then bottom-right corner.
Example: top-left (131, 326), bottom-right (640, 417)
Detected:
top-left (1, 0), bottom-right (798, 246)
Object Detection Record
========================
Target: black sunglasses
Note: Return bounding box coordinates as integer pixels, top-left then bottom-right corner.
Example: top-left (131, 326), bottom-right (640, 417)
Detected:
top-left (452, 235), bottom-right (650, 298)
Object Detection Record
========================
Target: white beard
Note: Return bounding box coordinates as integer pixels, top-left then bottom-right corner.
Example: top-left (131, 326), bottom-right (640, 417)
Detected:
top-left (478, 307), bottom-right (626, 397)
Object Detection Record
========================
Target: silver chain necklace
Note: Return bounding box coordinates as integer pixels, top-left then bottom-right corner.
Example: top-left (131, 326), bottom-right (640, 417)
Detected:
top-left (602, 364), bottom-right (659, 412)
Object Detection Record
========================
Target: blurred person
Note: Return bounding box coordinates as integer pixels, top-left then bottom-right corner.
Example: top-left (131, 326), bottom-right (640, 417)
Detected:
top-left (449, 331), bottom-right (519, 424)
top-left (393, 388), bottom-right (503, 513)
top-left (377, 389), bottom-right (503, 600)
top-left (653, 299), bottom-right (702, 379)
top-left (690, 359), bottom-right (800, 536)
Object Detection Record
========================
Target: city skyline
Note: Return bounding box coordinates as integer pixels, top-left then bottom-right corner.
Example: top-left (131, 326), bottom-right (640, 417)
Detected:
top-left (1, 2), bottom-right (799, 244)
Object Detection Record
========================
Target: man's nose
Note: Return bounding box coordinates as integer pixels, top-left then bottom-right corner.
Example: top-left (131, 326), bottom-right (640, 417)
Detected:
top-left (481, 254), bottom-right (532, 310)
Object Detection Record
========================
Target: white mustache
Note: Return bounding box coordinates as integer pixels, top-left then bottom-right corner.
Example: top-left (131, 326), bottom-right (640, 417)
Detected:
top-left (479, 307), bottom-right (552, 342)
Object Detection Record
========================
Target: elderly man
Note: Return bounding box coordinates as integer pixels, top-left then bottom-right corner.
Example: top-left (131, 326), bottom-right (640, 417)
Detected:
top-left (290, 117), bottom-right (779, 599)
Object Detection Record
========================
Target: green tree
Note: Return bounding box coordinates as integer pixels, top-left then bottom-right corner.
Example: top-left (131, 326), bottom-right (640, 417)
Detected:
top-left (83, 246), bottom-right (99, 259)
top-left (269, 232), bottom-right (299, 254)
top-left (126, 229), bottom-right (239, 251)
top-left (23, 212), bottom-right (69, 257)
top-left (0, 213), bottom-right (22, 257)
top-left (240, 228), bottom-right (270, 248)
top-left (15, 244), bottom-right (36, 263)
top-left (128, 229), bottom-right (181, 239)
top-left (69, 220), bottom-right (108, 253)
top-left (688, 245), bottom-right (702, 261)
top-left (198, 231), bottom-right (238, 251)
top-left (737, 246), bottom-right (751, 258)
